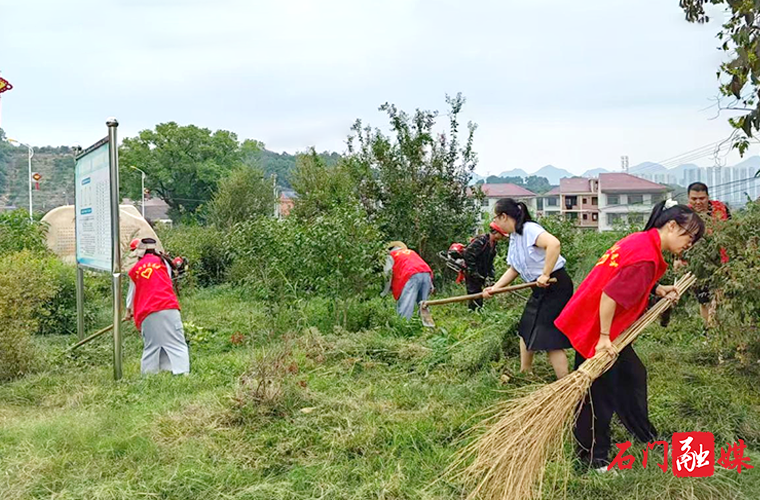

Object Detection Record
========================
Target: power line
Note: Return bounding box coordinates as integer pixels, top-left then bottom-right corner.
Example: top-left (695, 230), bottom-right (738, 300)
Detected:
top-left (594, 175), bottom-right (760, 211)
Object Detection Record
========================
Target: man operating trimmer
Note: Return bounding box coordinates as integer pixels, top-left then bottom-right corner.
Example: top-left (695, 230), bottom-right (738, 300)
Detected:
top-left (381, 241), bottom-right (435, 320)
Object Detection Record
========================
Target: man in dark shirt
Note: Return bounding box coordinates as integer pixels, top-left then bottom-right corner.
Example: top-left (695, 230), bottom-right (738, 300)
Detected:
top-left (463, 224), bottom-right (505, 310)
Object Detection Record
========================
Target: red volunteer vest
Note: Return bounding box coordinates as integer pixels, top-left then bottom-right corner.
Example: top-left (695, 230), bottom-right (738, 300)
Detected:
top-left (555, 229), bottom-right (667, 359)
top-left (688, 200), bottom-right (730, 264)
top-left (128, 253), bottom-right (180, 330)
top-left (711, 200), bottom-right (730, 264)
top-left (390, 249), bottom-right (433, 301)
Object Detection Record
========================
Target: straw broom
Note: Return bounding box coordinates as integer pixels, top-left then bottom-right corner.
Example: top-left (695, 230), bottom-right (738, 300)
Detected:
top-left (447, 272), bottom-right (697, 500)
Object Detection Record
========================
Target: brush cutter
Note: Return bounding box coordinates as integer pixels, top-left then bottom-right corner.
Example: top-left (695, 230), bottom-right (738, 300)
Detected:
top-left (418, 279), bottom-right (556, 327)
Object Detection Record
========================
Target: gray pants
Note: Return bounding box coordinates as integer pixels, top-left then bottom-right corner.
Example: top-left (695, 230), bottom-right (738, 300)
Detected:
top-left (141, 309), bottom-right (190, 375)
top-left (396, 272), bottom-right (432, 319)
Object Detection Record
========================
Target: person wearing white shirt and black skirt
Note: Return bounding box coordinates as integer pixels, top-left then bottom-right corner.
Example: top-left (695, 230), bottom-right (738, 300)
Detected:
top-left (482, 198), bottom-right (573, 379)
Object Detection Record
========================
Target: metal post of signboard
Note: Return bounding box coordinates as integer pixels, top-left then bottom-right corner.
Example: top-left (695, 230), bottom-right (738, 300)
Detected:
top-left (72, 144), bottom-right (85, 341)
top-left (107, 118), bottom-right (123, 381)
top-left (76, 265), bottom-right (85, 340)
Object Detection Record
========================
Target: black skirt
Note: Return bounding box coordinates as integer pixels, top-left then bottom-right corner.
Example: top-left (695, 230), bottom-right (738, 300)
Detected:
top-left (517, 267), bottom-right (573, 351)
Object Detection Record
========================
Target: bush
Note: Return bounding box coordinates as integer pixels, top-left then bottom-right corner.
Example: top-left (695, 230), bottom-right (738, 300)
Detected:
top-left (208, 166), bottom-right (276, 229)
top-left (0, 251), bottom-right (60, 380)
top-left (228, 206), bottom-right (385, 301)
top-left (156, 224), bottom-right (231, 287)
top-left (0, 210), bottom-right (47, 255)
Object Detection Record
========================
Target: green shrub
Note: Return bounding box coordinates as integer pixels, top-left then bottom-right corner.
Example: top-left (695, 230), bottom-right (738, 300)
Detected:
top-left (0, 251), bottom-right (60, 380)
top-left (228, 206), bottom-right (385, 301)
top-left (156, 224), bottom-right (231, 287)
top-left (0, 210), bottom-right (47, 255)
top-left (208, 166), bottom-right (276, 229)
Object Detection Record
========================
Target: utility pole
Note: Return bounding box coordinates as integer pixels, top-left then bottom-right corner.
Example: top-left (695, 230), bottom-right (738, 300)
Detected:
top-left (621, 155), bottom-right (629, 174)
top-left (273, 173), bottom-right (279, 218)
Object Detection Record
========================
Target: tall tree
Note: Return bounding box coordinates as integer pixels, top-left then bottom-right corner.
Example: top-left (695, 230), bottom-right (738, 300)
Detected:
top-left (208, 166), bottom-right (276, 228)
top-left (119, 122), bottom-right (242, 220)
top-left (681, 1), bottom-right (760, 153)
top-left (290, 148), bottom-right (360, 220)
top-left (345, 93), bottom-right (481, 263)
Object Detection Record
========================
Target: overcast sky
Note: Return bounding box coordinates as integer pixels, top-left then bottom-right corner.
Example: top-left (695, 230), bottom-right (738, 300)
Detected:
top-left (0, 0), bottom-right (751, 175)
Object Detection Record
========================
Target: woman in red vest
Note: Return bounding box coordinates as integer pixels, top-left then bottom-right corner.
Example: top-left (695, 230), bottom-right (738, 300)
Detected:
top-left (382, 241), bottom-right (434, 319)
top-left (554, 200), bottom-right (705, 471)
top-left (125, 238), bottom-right (190, 375)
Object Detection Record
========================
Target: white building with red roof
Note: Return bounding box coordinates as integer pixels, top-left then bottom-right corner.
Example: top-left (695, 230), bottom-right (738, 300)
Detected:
top-left (558, 177), bottom-right (600, 229)
top-left (598, 173), bottom-right (670, 231)
top-left (536, 186), bottom-right (561, 216)
top-left (475, 183), bottom-right (537, 216)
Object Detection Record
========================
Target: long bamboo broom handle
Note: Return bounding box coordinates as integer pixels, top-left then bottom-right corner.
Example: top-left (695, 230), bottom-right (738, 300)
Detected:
top-left (612, 272), bottom-right (696, 352)
top-left (420, 279), bottom-right (556, 307)
top-left (577, 273), bottom-right (696, 371)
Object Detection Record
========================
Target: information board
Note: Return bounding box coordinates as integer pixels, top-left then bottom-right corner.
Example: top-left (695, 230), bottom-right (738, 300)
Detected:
top-left (75, 138), bottom-right (111, 271)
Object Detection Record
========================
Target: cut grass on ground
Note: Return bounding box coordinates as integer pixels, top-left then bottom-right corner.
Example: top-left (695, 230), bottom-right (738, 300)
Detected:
top-left (0, 287), bottom-right (758, 499)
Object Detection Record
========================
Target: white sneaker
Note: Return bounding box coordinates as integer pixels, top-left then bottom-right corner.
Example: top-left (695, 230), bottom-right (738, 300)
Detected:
top-left (593, 465), bottom-right (620, 477)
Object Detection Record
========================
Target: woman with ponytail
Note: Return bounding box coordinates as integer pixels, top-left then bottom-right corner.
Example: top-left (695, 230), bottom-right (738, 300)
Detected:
top-left (483, 198), bottom-right (574, 379)
top-left (554, 200), bottom-right (705, 471)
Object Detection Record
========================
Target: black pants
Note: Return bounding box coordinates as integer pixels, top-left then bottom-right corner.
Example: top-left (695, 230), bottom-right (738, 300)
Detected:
top-left (466, 276), bottom-right (485, 310)
top-left (573, 345), bottom-right (658, 467)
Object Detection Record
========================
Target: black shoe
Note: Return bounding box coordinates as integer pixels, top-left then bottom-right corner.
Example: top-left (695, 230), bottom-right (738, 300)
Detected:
top-left (659, 308), bottom-right (672, 328)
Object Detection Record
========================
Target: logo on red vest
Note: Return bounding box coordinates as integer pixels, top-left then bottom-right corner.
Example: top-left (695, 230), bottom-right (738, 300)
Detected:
top-left (595, 244), bottom-right (621, 268)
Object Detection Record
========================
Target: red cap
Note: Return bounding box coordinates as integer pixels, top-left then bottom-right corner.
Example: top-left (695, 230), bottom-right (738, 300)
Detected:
top-left (129, 238), bottom-right (140, 251)
top-left (490, 221), bottom-right (508, 236)
top-left (448, 242), bottom-right (465, 254)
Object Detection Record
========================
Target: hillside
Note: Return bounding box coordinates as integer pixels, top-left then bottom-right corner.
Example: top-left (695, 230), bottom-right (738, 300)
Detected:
top-left (0, 139), bottom-right (75, 211)
top-left (0, 132), bottom-right (340, 212)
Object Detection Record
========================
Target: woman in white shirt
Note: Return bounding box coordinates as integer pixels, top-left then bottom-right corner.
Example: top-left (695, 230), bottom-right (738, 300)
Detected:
top-left (482, 198), bottom-right (573, 379)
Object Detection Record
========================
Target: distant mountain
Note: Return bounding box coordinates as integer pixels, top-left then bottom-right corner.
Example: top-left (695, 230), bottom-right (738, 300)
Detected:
top-left (630, 162), bottom-right (667, 174)
top-left (733, 155), bottom-right (760, 170)
top-left (582, 168), bottom-right (610, 177)
top-left (469, 173), bottom-right (485, 185)
top-left (498, 168), bottom-right (528, 178)
top-left (534, 165), bottom-right (574, 185)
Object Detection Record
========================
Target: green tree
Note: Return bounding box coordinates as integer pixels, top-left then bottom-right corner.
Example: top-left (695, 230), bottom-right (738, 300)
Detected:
top-left (254, 148), bottom-right (341, 189)
top-left (485, 175), bottom-right (523, 184)
top-left (208, 166), bottom-right (276, 229)
top-left (524, 175), bottom-right (552, 194)
top-left (346, 93), bottom-right (481, 264)
top-left (290, 149), bottom-right (360, 220)
top-left (681, 1), bottom-right (760, 154)
top-left (119, 122), bottom-right (242, 221)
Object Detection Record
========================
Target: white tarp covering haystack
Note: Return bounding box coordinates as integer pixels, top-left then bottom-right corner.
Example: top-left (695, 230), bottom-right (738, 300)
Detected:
top-left (41, 205), bottom-right (163, 269)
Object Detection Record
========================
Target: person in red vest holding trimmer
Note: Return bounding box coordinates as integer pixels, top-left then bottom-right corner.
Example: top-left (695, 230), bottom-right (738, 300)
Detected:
top-left (674, 182), bottom-right (731, 329)
top-left (382, 241), bottom-right (434, 319)
top-left (125, 238), bottom-right (190, 375)
top-left (555, 200), bottom-right (705, 472)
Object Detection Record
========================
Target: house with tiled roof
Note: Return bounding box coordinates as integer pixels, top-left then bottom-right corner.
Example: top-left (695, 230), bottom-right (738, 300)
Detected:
top-left (536, 186), bottom-right (561, 217)
top-left (558, 177), bottom-right (600, 229)
top-left (598, 173), bottom-right (670, 231)
top-left (475, 183), bottom-right (537, 215)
